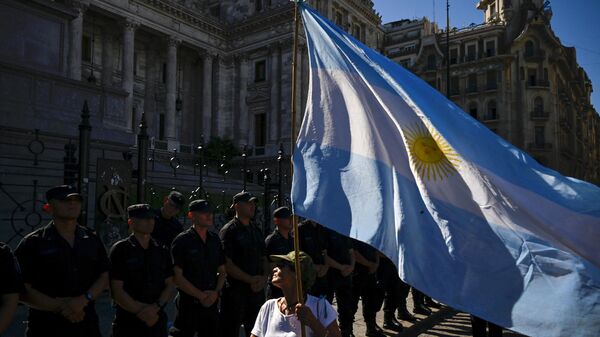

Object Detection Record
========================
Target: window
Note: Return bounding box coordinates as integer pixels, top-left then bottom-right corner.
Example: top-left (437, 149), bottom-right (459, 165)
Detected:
top-left (133, 52), bottom-right (138, 76)
top-left (255, 0), bottom-right (263, 12)
top-left (210, 4), bottom-right (220, 17)
top-left (534, 97), bottom-right (544, 115)
top-left (254, 113), bottom-right (266, 155)
top-left (82, 35), bottom-right (92, 62)
top-left (490, 3), bottom-right (496, 16)
top-left (486, 100), bottom-right (497, 120)
top-left (427, 54), bottom-right (436, 70)
top-left (335, 11), bottom-right (343, 26)
top-left (159, 113), bottom-right (165, 140)
top-left (467, 74), bottom-right (477, 93)
top-left (352, 24), bottom-right (361, 41)
top-left (468, 102), bottom-right (478, 119)
top-left (486, 70), bottom-right (498, 90)
top-left (450, 48), bottom-right (458, 64)
top-left (528, 68), bottom-right (537, 86)
top-left (485, 40), bottom-right (496, 57)
top-left (254, 60), bottom-right (266, 82)
top-left (450, 76), bottom-right (459, 95)
top-left (399, 59), bottom-right (411, 68)
top-left (535, 126), bottom-right (545, 146)
top-left (466, 44), bottom-right (476, 61)
top-left (162, 63), bottom-right (167, 84)
top-left (525, 41), bottom-right (535, 57)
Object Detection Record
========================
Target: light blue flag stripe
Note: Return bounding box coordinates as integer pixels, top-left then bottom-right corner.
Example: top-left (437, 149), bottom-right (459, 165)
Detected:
top-left (292, 4), bottom-right (600, 337)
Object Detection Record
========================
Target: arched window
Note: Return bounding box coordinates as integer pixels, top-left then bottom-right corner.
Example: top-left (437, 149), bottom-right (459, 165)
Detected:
top-left (525, 40), bottom-right (535, 57)
top-left (468, 102), bottom-right (478, 119)
top-left (534, 96), bottom-right (544, 115)
top-left (486, 100), bottom-right (497, 120)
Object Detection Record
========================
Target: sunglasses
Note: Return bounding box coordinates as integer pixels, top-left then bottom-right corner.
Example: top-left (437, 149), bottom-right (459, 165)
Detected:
top-left (276, 262), bottom-right (296, 273)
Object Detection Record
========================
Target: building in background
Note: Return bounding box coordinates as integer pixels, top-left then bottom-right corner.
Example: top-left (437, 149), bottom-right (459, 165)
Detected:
top-left (0, 0), bottom-right (382, 243)
top-left (383, 0), bottom-right (600, 184)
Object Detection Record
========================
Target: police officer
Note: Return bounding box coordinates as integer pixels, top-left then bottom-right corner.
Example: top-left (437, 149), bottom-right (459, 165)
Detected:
top-left (298, 220), bottom-right (329, 298)
top-left (153, 191), bottom-right (186, 247)
top-left (351, 239), bottom-right (386, 337)
top-left (324, 228), bottom-right (355, 337)
top-left (219, 191), bottom-right (269, 337)
top-left (412, 288), bottom-right (432, 316)
top-left (109, 204), bottom-right (175, 337)
top-left (0, 241), bottom-right (22, 334)
top-left (15, 185), bottom-right (109, 337)
top-left (265, 207), bottom-right (294, 299)
top-left (170, 199), bottom-right (226, 337)
top-left (377, 255), bottom-right (406, 331)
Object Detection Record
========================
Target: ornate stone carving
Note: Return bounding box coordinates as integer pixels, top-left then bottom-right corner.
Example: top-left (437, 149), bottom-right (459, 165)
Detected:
top-left (247, 82), bottom-right (271, 104)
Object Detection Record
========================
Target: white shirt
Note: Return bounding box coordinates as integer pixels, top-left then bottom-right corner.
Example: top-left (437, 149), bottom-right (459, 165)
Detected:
top-left (251, 295), bottom-right (337, 337)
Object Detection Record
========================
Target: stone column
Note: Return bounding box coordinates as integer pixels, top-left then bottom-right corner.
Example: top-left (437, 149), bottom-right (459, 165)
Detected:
top-left (165, 37), bottom-right (180, 147)
top-left (270, 43), bottom-right (281, 142)
top-left (122, 19), bottom-right (139, 130)
top-left (239, 54), bottom-right (249, 144)
top-left (101, 31), bottom-right (114, 87)
top-left (68, 2), bottom-right (87, 80)
top-left (202, 52), bottom-right (213, 139)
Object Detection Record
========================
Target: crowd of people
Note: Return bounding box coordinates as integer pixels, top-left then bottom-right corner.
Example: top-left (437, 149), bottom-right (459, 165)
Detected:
top-left (0, 185), bottom-right (458, 337)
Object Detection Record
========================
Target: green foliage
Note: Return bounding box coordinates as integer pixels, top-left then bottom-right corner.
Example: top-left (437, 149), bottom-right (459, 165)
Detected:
top-left (204, 137), bottom-right (241, 170)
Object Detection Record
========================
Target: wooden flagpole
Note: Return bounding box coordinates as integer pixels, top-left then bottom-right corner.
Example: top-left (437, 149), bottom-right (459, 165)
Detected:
top-left (290, 1), bottom-right (306, 337)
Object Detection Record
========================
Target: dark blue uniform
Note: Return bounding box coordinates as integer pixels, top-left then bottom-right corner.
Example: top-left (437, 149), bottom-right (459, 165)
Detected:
top-left (325, 229), bottom-right (354, 336)
top-left (219, 218), bottom-right (266, 337)
top-left (298, 221), bottom-right (329, 297)
top-left (0, 242), bottom-right (22, 296)
top-left (15, 223), bottom-right (109, 337)
top-left (109, 235), bottom-right (173, 337)
top-left (152, 210), bottom-right (183, 248)
top-left (170, 228), bottom-right (225, 337)
top-left (351, 239), bottom-right (384, 334)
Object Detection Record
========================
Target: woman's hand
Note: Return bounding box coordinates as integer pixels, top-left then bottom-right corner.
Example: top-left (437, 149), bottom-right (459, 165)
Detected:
top-left (295, 302), bottom-right (318, 326)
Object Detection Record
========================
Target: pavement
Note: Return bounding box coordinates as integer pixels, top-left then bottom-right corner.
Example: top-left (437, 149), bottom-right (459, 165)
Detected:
top-left (5, 291), bottom-right (526, 337)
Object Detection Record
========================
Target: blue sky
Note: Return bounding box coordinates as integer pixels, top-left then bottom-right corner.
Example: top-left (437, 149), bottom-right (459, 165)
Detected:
top-left (372, 0), bottom-right (600, 109)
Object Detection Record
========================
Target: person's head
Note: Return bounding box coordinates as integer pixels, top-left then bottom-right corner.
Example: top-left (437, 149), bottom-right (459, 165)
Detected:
top-left (270, 251), bottom-right (316, 293)
top-left (162, 191), bottom-right (185, 218)
top-left (273, 207), bottom-right (292, 232)
top-left (188, 199), bottom-right (213, 228)
top-left (127, 204), bottom-right (155, 235)
top-left (231, 191), bottom-right (257, 220)
top-left (44, 185), bottom-right (82, 221)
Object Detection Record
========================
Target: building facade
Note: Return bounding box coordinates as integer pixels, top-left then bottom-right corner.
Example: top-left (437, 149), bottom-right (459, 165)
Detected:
top-left (0, 0), bottom-right (382, 243)
top-left (383, 0), bottom-right (600, 184)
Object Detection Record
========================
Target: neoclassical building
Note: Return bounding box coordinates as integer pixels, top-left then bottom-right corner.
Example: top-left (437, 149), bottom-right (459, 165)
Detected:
top-left (0, 0), bottom-right (382, 242)
top-left (383, 0), bottom-right (600, 184)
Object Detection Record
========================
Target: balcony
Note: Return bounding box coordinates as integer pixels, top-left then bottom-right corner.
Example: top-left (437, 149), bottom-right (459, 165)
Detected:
top-left (464, 55), bottom-right (477, 63)
top-left (485, 82), bottom-right (498, 91)
top-left (466, 85), bottom-right (478, 94)
top-left (530, 110), bottom-right (550, 121)
top-left (524, 51), bottom-right (546, 62)
top-left (528, 142), bottom-right (553, 151)
top-left (526, 79), bottom-right (550, 88)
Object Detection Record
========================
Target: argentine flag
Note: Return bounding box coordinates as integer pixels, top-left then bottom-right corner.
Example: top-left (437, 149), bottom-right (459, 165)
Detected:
top-left (291, 4), bottom-right (600, 337)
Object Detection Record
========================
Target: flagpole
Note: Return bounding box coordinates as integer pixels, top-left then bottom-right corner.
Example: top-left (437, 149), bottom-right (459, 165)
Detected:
top-left (446, 0), bottom-right (450, 98)
top-left (290, 1), bottom-right (306, 337)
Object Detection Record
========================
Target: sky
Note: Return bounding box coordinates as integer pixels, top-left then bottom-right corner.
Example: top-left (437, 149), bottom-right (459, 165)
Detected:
top-left (372, 0), bottom-right (600, 109)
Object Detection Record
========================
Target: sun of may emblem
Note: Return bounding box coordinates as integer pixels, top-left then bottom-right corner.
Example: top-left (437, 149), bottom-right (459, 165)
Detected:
top-left (403, 124), bottom-right (460, 181)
